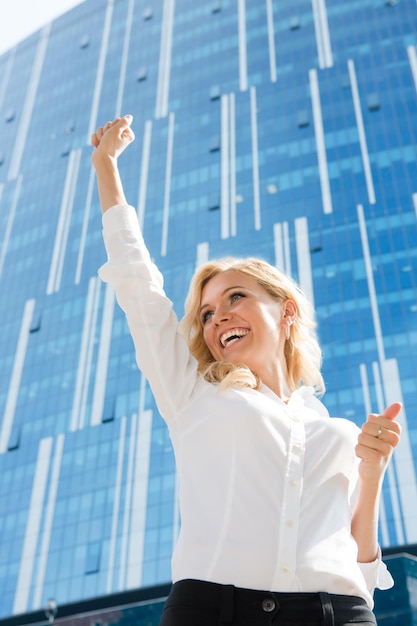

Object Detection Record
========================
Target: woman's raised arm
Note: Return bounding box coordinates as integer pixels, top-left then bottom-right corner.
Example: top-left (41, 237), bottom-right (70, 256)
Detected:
top-left (91, 115), bottom-right (135, 212)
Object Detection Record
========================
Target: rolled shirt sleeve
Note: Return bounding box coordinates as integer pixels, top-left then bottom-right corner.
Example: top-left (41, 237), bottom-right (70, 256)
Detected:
top-left (358, 547), bottom-right (394, 595)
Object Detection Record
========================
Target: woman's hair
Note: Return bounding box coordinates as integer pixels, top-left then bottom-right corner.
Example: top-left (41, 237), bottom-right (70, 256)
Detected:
top-left (179, 257), bottom-right (325, 395)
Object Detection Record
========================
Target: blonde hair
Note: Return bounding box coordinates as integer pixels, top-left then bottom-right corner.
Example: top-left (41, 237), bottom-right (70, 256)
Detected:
top-left (179, 257), bottom-right (325, 395)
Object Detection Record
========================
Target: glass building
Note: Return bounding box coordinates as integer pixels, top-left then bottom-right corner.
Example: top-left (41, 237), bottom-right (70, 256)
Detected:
top-left (0, 0), bottom-right (416, 622)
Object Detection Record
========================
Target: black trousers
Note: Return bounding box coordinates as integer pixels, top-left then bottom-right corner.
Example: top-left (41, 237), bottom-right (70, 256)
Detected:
top-left (159, 579), bottom-right (377, 626)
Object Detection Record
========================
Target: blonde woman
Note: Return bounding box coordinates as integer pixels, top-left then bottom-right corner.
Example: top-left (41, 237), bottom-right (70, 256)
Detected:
top-left (91, 116), bottom-right (401, 626)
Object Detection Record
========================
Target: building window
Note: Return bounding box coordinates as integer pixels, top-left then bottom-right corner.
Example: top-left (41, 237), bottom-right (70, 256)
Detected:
top-left (210, 85), bottom-right (221, 100)
top-left (208, 194), bottom-right (220, 210)
top-left (7, 425), bottom-right (20, 451)
top-left (366, 93), bottom-right (380, 111)
top-left (5, 109), bottom-right (15, 122)
top-left (102, 397), bottom-right (115, 423)
top-left (289, 16), bottom-right (301, 30)
top-left (137, 66), bottom-right (148, 82)
top-left (79, 36), bottom-right (90, 49)
top-left (30, 314), bottom-right (42, 333)
top-left (297, 111), bottom-right (309, 128)
top-left (85, 541), bottom-right (101, 574)
top-left (209, 135), bottom-right (221, 152)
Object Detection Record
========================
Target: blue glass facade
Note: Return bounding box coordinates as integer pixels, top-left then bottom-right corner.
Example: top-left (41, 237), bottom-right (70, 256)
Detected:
top-left (0, 0), bottom-right (417, 619)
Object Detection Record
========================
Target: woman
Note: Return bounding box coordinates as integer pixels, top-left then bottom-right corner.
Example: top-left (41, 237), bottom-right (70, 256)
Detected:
top-left (91, 116), bottom-right (401, 626)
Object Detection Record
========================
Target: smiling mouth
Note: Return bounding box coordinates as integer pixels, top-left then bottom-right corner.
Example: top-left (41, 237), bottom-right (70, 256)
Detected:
top-left (220, 329), bottom-right (249, 347)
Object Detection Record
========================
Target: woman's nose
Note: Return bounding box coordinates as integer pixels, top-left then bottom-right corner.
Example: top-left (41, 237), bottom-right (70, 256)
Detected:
top-left (212, 306), bottom-right (230, 324)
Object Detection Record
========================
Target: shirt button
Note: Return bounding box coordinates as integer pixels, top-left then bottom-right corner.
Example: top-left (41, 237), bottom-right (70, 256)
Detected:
top-left (286, 520), bottom-right (293, 527)
top-left (282, 565), bottom-right (290, 573)
top-left (290, 480), bottom-right (299, 487)
top-left (262, 598), bottom-right (276, 612)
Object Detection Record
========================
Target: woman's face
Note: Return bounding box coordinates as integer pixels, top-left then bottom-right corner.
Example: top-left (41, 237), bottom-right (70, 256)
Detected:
top-left (200, 270), bottom-right (293, 380)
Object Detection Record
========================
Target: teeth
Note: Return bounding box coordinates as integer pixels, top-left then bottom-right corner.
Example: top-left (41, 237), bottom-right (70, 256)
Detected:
top-left (220, 329), bottom-right (249, 347)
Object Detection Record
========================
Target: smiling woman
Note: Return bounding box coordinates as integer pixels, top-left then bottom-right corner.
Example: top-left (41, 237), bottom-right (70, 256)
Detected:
top-left (179, 258), bottom-right (323, 398)
top-left (91, 115), bottom-right (402, 626)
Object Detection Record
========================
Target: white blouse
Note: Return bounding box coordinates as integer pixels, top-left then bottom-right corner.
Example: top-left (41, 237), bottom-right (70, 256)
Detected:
top-left (98, 204), bottom-right (393, 608)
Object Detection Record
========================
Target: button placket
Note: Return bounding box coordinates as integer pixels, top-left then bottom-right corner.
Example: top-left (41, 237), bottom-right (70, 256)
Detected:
top-left (273, 407), bottom-right (305, 588)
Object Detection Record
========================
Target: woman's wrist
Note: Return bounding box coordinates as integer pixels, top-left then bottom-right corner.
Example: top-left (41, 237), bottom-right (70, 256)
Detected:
top-left (92, 155), bottom-right (127, 212)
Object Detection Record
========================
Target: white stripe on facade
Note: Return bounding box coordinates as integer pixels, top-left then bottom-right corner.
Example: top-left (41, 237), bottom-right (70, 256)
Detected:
top-left (0, 299), bottom-right (35, 454)
top-left (274, 222), bottom-right (291, 275)
top-left (407, 46), bottom-right (417, 94)
top-left (309, 69), bottom-right (333, 214)
top-left (381, 359), bottom-right (417, 543)
top-left (0, 183), bottom-right (3, 205)
top-left (196, 242), bottom-right (209, 268)
top-left (137, 121), bottom-right (153, 230)
top-left (372, 361), bottom-right (405, 545)
top-left (317, 0), bottom-right (333, 68)
top-left (118, 412), bottom-right (139, 590)
top-left (75, 167), bottom-right (95, 285)
top-left (13, 437), bottom-right (53, 614)
top-left (295, 217), bottom-right (315, 307)
top-left (348, 60), bottom-right (376, 205)
top-left (90, 285), bottom-right (115, 426)
top-left (265, 0), bottom-right (277, 83)
top-left (32, 434), bottom-right (65, 609)
top-left (274, 223), bottom-right (284, 270)
top-left (87, 0), bottom-right (114, 141)
top-left (115, 0), bottom-right (134, 118)
top-left (413, 192), bottom-right (417, 218)
top-left (229, 93), bottom-right (237, 237)
top-left (161, 113), bottom-right (175, 256)
top-left (283, 222), bottom-right (291, 275)
top-left (155, 0), bottom-right (175, 119)
top-left (250, 87), bottom-right (261, 231)
top-left (70, 278), bottom-right (101, 431)
top-left (221, 95), bottom-right (230, 239)
top-left (237, 0), bottom-right (248, 91)
top-left (0, 175), bottom-right (22, 279)
top-left (107, 417), bottom-right (127, 593)
top-left (311, 0), bottom-right (325, 69)
top-left (127, 409), bottom-right (153, 588)
top-left (8, 25), bottom-right (50, 181)
top-left (47, 149), bottom-right (82, 295)
top-left (356, 205), bottom-right (385, 363)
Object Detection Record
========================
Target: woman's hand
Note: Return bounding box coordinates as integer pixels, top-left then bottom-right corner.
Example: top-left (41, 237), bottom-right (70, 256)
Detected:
top-left (355, 402), bottom-right (402, 484)
top-left (91, 115), bottom-right (135, 164)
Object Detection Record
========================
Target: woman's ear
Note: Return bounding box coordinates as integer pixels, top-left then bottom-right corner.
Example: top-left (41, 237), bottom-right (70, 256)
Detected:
top-left (282, 299), bottom-right (297, 324)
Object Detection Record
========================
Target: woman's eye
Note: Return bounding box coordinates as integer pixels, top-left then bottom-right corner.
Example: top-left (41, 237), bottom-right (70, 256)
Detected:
top-left (202, 311), bottom-right (213, 324)
top-left (230, 292), bottom-right (244, 303)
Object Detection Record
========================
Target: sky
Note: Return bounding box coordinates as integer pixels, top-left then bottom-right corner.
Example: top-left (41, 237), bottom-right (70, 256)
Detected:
top-left (0, 0), bottom-right (85, 55)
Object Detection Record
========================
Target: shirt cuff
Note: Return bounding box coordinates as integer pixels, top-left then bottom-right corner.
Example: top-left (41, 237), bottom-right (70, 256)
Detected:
top-left (98, 204), bottom-right (164, 290)
top-left (102, 204), bottom-right (142, 243)
top-left (358, 547), bottom-right (394, 592)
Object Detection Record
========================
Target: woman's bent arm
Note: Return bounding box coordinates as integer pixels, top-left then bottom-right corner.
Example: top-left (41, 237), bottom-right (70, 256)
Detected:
top-left (352, 402), bottom-right (401, 563)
